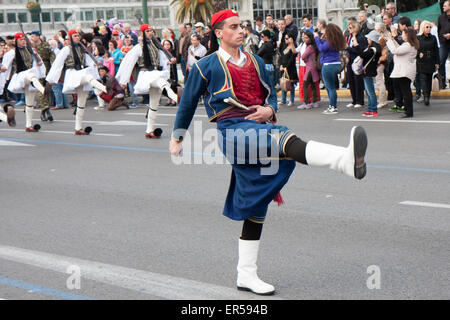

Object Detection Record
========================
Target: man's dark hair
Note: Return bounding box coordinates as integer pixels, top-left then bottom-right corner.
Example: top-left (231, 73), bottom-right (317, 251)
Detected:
top-left (185, 23), bottom-right (192, 28)
top-left (302, 14), bottom-right (312, 21)
top-left (266, 14), bottom-right (273, 19)
top-left (261, 29), bottom-right (272, 38)
top-left (256, 16), bottom-right (263, 22)
top-left (206, 20), bottom-right (226, 56)
top-left (398, 16), bottom-right (412, 27)
top-left (383, 13), bottom-right (393, 20)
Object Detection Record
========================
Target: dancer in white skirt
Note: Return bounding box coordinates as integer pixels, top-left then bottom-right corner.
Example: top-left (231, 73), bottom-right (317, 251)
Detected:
top-left (3, 33), bottom-right (46, 132)
top-left (46, 29), bottom-right (107, 135)
top-left (116, 24), bottom-right (178, 138)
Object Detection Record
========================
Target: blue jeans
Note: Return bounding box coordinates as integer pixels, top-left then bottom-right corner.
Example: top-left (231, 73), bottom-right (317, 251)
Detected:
top-left (128, 81), bottom-right (139, 106)
top-left (439, 44), bottom-right (450, 87)
top-left (321, 63), bottom-right (341, 108)
top-left (52, 83), bottom-right (68, 107)
top-left (281, 86), bottom-right (296, 104)
top-left (363, 77), bottom-right (377, 112)
top-left (180, 56), bottom-right (187, 78)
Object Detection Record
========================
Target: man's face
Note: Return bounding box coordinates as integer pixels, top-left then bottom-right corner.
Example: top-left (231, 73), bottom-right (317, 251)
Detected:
top-left (278, 20), bottom-right (286, 31)
top-left (303, 18), bottom-right (312, 28)
top-left (359, 13), bottom-right (366, 23)
top-left (179, 25), bottom-right (185, 34)
top-left (399, 23), bottom-right (406, 32)
top-left (144, 29), bottom-right (154, 38)
top-left (216, 16), bottom-right (244, 48)
top-left (186, 25), bottom-right (192, 33)
top-left (383, 15), bottom-right (392, 26)
top-left (30, 34), bottom-right (40, 43)
top-left (124, 26), bottom-right (130, 34)
top-left (266, 16), bottom-right (273, 26)
top-left (72, 33), bottom-right (81, 43)
top-left (195, 26), bottom-right (203, 33)
top-left (386, 4), bottom-right (395, 14)
top-left (99, 69), bottom-right (107, 77)
top-left (444, 1), bottom-right (450, 13)
top-left (191, 35), bottom-right (200, 46)
top-left (17, 38), bottom-right (26, 47)
top-left (256, 20), bottom-right (262, 27)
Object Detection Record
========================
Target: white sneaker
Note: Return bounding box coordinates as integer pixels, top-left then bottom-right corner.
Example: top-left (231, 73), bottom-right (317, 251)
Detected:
top-left (312, 102), bottom-right (320, 108)
top-left (94, 106), bottom-right (105, 110)
top-left (354, 104), bottom-right (363, 108)
top-left (416, 96), bottom-right (424, 103)
top-left (297, 103), bottom-right (308, 110)
top-left (278, 102), bottom-right (286, 106)
top-left (346, 103), bottom-right (354, 108)
top-left (377, 103), bottom-right (387, 109)
top-left (322, 106), bottom-right (339, 114)
top-left (287, 101), bottom-right (294, 107)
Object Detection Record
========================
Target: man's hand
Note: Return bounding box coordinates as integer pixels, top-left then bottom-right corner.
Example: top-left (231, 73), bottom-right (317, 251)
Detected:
top-left (445, 33), bottom-right (450, 40)
top-left (420, 52), bottom-right (424, 59)
top-left (170, 57), bottom-right (176, 64)
top-left (37, 61), bottom-right (43, 66)
top-left (48, 82), bottom-right (54, 86)
top-left (169, 139), bottom-right (183, 156)
top-left (0, 67), bottom-right (6, 73)
top-left (244, 105), bottom-right (274, 123)
top-left (120, 84), bottom-right (127, 90)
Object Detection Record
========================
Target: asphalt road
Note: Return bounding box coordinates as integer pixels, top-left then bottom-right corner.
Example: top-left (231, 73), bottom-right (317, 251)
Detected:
top-left (0, 95), bottom-right (449, 301)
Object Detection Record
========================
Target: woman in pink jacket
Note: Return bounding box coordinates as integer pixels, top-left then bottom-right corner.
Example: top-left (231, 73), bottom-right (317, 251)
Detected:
top-left (299, 31), bottom-right (320, 109)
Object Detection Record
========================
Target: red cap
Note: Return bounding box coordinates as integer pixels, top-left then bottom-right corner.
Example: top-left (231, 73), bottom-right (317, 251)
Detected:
top-left (140, 24), bottom-right (151, 32)
top-left (14, 33), bottom-right (25, 40)
top-left (68, 29), bottom-right (78, 37)
top-left (112, 30), bottom-right (119, 35)
top-left (211, 9), bottom-right (239, 27)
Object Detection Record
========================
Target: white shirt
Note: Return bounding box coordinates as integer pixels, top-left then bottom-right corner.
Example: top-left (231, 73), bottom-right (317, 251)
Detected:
top-left (187, 43), bottom-right (207, 69)
top-left (295, 42), bottom-right (307, 67)
top-left (217, 46), bottom-right (247, 67)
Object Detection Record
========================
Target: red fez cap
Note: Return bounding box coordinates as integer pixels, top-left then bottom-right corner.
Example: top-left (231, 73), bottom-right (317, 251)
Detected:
top-left (211, 9), bottom-right (239, 27)
top-left (112, 30), bottom-right (119, 35)
top-left (68, 29), bottom-right (78, 37)
top-left (140, 24), bottom-right (151, 32)
top-left (14, 33), bottom-right (25, 40)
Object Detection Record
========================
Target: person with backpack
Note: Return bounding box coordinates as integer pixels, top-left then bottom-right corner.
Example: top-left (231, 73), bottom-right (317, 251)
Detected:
top-left (353, 30), bottom-right (382, 117)
top-left (257, 30), bottom-right (276, 86)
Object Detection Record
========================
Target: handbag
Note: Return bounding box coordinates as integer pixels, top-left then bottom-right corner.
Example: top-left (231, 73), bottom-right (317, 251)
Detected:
top-left (431, 72), bottom-right (440, 92)
top-left (280, 69), bottom-right (291, 92)
top-left (352, 47), bottom-right (376, 75)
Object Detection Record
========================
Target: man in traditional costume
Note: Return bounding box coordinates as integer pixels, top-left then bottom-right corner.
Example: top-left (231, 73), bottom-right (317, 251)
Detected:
top-left (169, 9), bottom-right (368, 296)
top-left (3, 32), bottom-right (46, 132)
top-left (116, 24), bottom-right (178, 139)
top-left (46, 29), bottom-right (107, 135)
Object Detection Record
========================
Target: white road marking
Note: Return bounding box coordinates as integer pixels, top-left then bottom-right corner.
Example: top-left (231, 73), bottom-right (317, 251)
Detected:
top-left (40, 119), bottom-right (168, 127)
top-left (0, 245), bottom-right (277, 300)
top-left (0, 128), bottom-right (123, 137)
top-left (123, 113), bottom-right (208, 118)
top-left (0, 140), bottom-right (35, 147)
top-left (335, 118), bottom-right (450, 124)
top-left (400, 201), bottom-right (450, 209)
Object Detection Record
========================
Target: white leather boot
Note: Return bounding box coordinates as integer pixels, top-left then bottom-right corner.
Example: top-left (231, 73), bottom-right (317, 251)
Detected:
top-left (305, 126), bottom-right (367, 179)
top-left (236, 239), bottom-right (275, 295)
